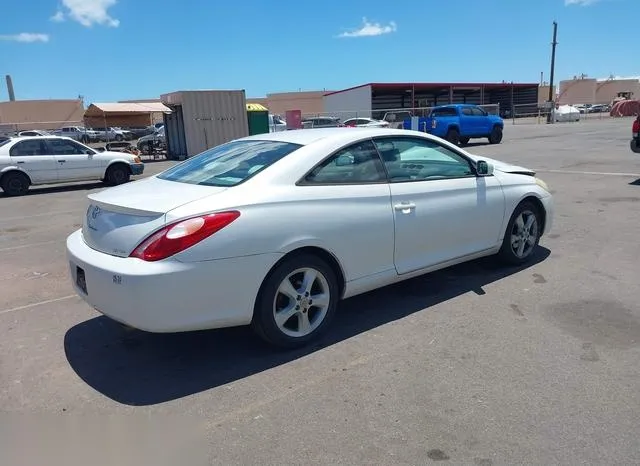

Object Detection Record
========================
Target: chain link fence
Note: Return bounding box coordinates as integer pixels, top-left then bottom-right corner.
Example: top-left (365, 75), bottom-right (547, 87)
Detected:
top-left (508, 102), bottom-right (615, 125)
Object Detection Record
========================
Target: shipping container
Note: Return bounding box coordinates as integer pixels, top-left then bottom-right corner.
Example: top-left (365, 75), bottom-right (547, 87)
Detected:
top-left (160, 90), bottom-right (249, 159)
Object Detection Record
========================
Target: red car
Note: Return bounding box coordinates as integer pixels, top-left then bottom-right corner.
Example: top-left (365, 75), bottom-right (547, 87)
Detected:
top-left (632, 116), bottom-right (640, 153)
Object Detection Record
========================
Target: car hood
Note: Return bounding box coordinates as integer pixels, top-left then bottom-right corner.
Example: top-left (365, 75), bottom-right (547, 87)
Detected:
top-left (467, 154), bottom-right (536, 176)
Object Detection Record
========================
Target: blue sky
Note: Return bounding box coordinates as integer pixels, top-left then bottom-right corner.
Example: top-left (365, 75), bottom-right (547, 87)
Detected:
top-left (0, 0), bottom-right (637, 104)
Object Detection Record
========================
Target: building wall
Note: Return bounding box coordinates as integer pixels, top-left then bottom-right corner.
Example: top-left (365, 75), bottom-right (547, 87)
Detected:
top-left (0, 99), bottom-right (84, 131)
top-left (595, 79), bottom-right (640, 104)
top-left (323, 85), bottom-right (372, 119)
top-left (84, 114), bottom-right (154, 128)
top-left (247, 91), bottom-right (330, 116)
top-left (538, 85), bottom-right (556, 104)
top-left (558, 78), bottom-right (597, 105)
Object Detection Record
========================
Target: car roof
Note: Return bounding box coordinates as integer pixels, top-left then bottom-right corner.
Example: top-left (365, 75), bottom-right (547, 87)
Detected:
top-left (3, 135), bottom-right (75, 143)
top-left (238, 127), bottom-right (428, 145)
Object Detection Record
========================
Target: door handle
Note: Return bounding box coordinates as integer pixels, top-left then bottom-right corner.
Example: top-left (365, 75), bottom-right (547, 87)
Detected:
top-left (16, 161), bottom-right (25, 164)
top-left (58, 159), bottom-right (66, 163)
top-left (394, 202), bottom-right (416, 211)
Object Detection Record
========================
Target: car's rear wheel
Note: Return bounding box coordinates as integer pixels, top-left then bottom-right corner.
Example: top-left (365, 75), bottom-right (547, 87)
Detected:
top-left (498, 201), bottom-right (541, 265)
top-left (252, 254), bottom-right (339, 348)
top-left (459, 136), bottom-right (470, 146)
top-left (104, 164), bottom-right (130, 186)
top-left (488, 126), bottom-right (503, 144)
top-left (446, 128), bottom-right (460, 145)
top-left (115, 134), bottom-right (124, 142)
top-left (631, 139), bottom-right (640, 154)
top-left (1, 171), bottom-right (30, 196)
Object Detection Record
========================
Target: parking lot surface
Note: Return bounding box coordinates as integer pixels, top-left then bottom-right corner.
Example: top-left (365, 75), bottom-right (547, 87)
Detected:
top-left (1, 119), bottom-right (639, 465)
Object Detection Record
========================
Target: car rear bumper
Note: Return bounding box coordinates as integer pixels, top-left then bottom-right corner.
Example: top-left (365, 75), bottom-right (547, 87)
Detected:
top-left (130, 163), bottom-right (145, 175)
top-left (66, 229), bottom-right (281, 333)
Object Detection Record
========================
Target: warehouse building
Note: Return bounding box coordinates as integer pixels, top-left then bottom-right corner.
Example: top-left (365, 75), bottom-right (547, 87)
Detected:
top-left (323, 82), bottom-right (539, 119)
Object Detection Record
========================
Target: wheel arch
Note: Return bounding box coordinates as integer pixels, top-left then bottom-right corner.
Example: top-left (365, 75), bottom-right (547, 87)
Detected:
top-left (518, 195), bottom-right (547, 236)
top-left (105, 160), bottom-right (133, 175)
top-left (0, 168), bottom-right (32, 186)
top-left (258, 245), bottom-right (347, 306)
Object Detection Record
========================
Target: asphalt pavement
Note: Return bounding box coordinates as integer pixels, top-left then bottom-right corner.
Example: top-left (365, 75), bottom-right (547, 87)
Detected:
top-left (0, 118), bottom-right (639, 465)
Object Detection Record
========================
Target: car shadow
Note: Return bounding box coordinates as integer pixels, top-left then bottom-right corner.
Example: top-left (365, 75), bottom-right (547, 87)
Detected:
top-left (629, 178), bottom-right (640, 186)
top-left (64, 247), bottom-right (550, 406)
top-left (461, 142), bottom-right (490, 148)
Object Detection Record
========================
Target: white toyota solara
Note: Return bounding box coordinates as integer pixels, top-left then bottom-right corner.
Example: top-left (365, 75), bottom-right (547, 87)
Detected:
top-left (0, 136), bottom-right (144, 196)
top-left (66, 128), bottom-right (554, 347)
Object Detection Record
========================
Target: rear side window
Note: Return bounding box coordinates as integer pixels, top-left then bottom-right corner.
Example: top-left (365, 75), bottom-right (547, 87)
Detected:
top-left (10, 140), bottom-right (46, 156)
top-left (431, 107), bottom-right (458, 117)
top-left (158, 140), bottom-right (302, 187)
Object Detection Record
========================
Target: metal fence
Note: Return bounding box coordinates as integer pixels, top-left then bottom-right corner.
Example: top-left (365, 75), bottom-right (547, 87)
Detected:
top-left (508, 102), bottom-right (615, 125)
top-left (0, 120), bottom-right (85, 136)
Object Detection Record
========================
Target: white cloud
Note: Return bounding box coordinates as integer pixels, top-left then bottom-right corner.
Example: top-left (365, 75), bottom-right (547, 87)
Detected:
top-left (338, 17), bottom-right (397, 38)
top-left (50, 10), bottom-right (65, 22)
top-left (56, 0), bottom-right (120, 27)
top-left (565, 0), bottom-right (600, 6)
top-left (0, 33), bottom-right (50, 43)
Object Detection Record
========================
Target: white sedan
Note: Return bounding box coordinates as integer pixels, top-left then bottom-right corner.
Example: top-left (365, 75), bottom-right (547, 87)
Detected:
top-left (0, 136), bottom-right (144, 196)
top-left (66, 128), bottom-right (554, 347)
top-left (343, 117), bottom-right (390, 128)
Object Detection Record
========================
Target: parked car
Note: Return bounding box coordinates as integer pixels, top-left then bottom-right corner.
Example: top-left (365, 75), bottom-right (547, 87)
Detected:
top-left (0, 136), bottom-right (144, 196)
top-left (91, 127), bottom-right (134, 142)
top-left (551, 105), bottom-right (581, 123)
top-left (631, 116), bottom-right (640, 153)
top-left (343, 117), bottom-right (389, 128)
top-left (66, 127), bottom-right (553, 348)
top-left (52, 126), bottom-right (100, 143)
top-left (302, 117), bottom-right (343, 128)
top-left (124, 126), bottom-right (155, 139)
top-left (18, 130), bottom-right (53, 137)
top-left (136, 126), bottom-right (165, 154)
top-left (382, 111), bottom-right (413, 129)
top-left (269, 114), bottom-right (287, 132)
top-left (408, 104), bottom-right (504, 146)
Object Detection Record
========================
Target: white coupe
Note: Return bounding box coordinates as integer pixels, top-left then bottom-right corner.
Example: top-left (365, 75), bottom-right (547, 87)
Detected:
top-left (66, 128), bottom-right (554, 347)
top-left (0, 136), bottom-right (144, 196)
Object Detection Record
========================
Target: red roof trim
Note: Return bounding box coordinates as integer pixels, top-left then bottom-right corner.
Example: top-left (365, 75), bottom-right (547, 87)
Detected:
top-left (324, 82), bottom-right (539, 96)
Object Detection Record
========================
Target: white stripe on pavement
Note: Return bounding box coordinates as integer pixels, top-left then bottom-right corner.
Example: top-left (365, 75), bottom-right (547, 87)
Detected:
top-left (0, 295), bottom-right (77, 316)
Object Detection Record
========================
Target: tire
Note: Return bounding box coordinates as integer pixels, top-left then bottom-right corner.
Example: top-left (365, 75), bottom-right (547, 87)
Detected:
top-left (81, 135), bottom-right (89, 144)
top-left (631, 139), bottom-right (640, 154)
top-left (140, 142), bottom-right (152, 155)
top-left (1, 171), bottom-right (30, 196)
top-left (459, 137), bottom-right (470, 146)
top-left (251, 253), bottom-right (339, 348)
top-left (498, 201), bottom-right (542, 265)
top-left (488, 126), bottom-right (503, 144)
top-left (104, 164), bottom-right (130, 186)
top-left (445, 128), bottom-right (460, 145)
top-left (115, 134), bottom-right (124, 142)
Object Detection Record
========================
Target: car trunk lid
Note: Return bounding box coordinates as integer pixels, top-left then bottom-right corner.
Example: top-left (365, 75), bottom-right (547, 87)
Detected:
top-left (82, 177), bottom-right (227, 257)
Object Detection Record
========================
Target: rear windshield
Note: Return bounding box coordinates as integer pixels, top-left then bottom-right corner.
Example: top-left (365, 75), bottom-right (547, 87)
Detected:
top-left (157, 140), bottom-right (302, 187)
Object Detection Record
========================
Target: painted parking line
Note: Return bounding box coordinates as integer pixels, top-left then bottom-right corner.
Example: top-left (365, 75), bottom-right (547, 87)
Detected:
top-left (0, 210), bottom-right (80, 223)
top-left (536, 169), bottom-right (640, 177)
top-left (0, 294), bottom-right (77, 316)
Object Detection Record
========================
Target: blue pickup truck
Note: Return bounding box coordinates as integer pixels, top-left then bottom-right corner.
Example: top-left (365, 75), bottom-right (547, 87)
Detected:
top-left (403, 104), bottom-right (504, 146)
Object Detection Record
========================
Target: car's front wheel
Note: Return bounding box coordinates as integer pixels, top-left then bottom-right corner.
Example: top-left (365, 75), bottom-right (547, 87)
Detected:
top-left (104, 164), bottom-right (130, 186)
top-left (1, 171), bottom-right (30, 196)
top-left (252, 254), bottom-right (339, 348)
top-left (498, 201), bottom-right (542, 265)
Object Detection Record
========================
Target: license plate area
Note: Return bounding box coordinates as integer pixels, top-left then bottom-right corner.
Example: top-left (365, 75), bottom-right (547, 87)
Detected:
top-left (76, 265), bottom-right (87, 295)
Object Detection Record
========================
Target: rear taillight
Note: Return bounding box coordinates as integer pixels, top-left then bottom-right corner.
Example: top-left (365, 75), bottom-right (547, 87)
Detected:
top-left (632, 120), bottom-right (640, 134)
top-left (129, 211), bottom-right (240, 261)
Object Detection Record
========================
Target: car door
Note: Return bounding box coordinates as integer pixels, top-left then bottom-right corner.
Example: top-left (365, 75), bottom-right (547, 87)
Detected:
top-left (459, 106), bottom-right (476, 135)
top-left (8, 139), bottom-right (58, 184)
top-left (299, 139), bottom-right (395, 282)
top-left (44, 138), bottom-right (102, 181)
top-left (471, 106), bottom-right (491, 134)
top-left (372, 136), bottom-right (506, 275)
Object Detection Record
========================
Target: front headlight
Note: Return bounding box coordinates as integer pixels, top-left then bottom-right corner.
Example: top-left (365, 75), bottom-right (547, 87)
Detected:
top-left (535, 177), bottom-right (551, 193)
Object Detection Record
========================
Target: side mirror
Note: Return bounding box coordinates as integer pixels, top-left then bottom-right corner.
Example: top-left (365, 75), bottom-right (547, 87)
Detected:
top-left (476, 160), bottom-right (494, 176)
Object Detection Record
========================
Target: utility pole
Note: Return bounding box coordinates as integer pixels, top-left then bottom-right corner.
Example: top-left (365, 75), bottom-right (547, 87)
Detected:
top-left (547, 21), bottom-right (558, 123)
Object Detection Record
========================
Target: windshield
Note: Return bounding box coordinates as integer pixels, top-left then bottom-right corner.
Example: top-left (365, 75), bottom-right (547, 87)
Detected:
top-left (157, 140), bottom-right (302, 187)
